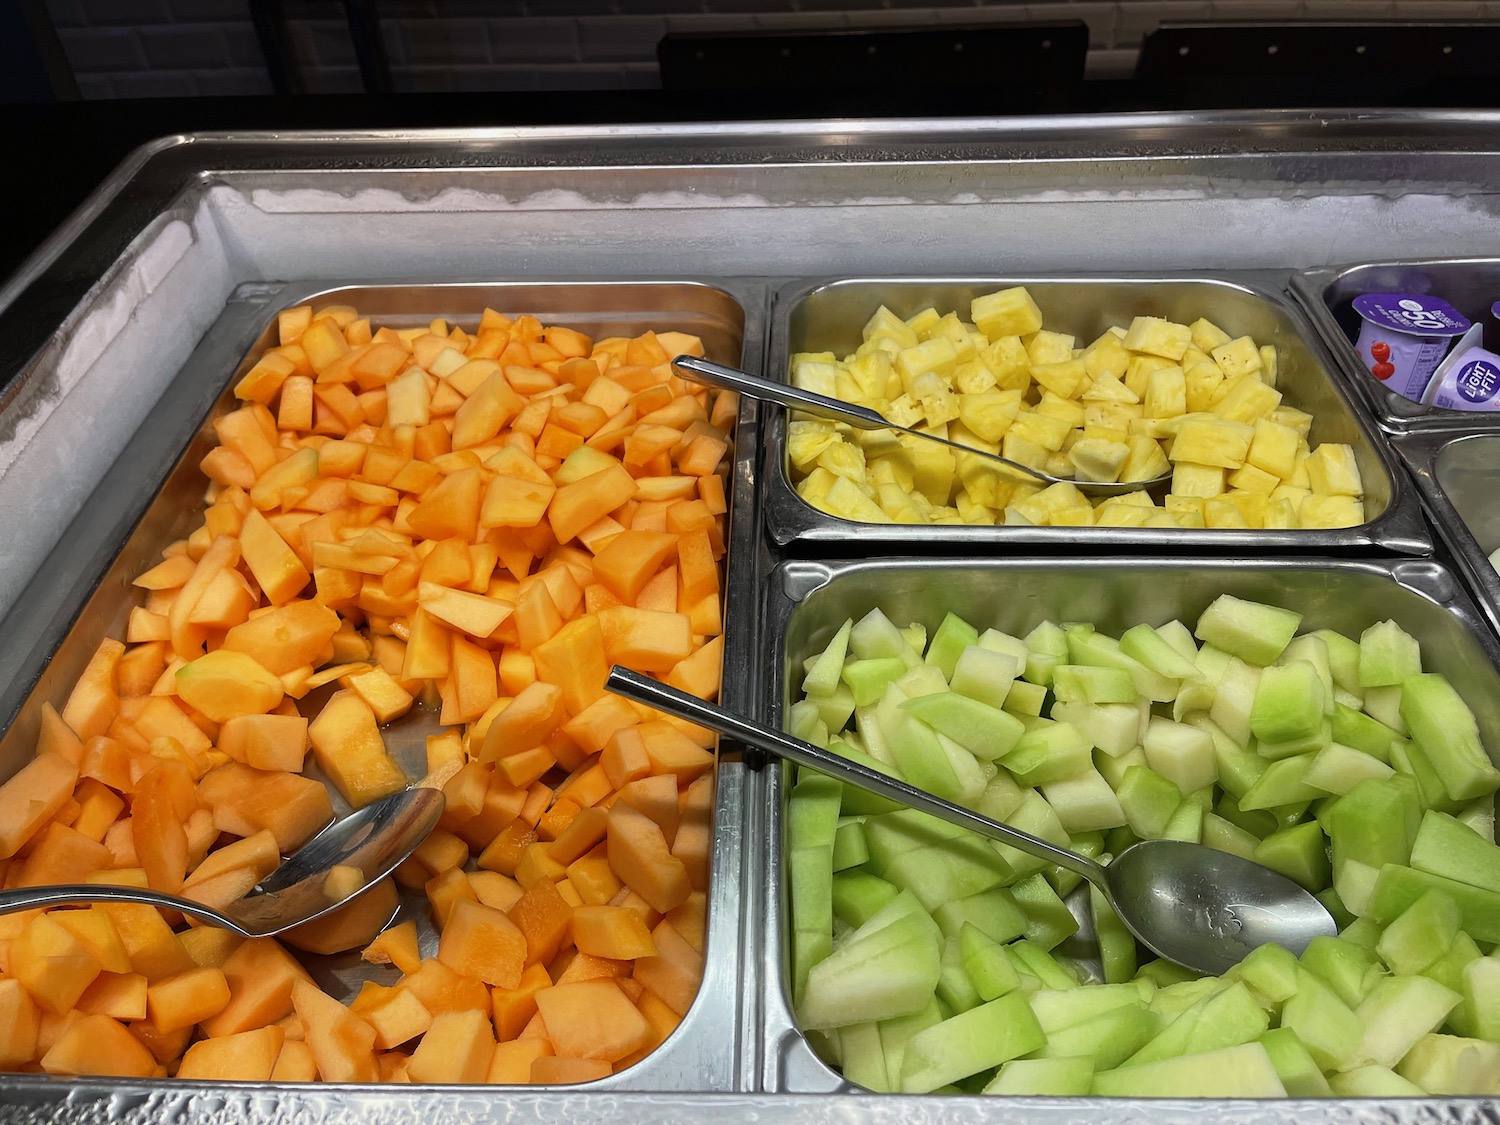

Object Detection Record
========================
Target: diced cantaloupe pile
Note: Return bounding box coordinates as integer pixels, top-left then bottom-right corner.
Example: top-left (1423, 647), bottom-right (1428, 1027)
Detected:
top-left (0, 302), bottom-right (734, 1083)
top-left (789, 287), bottom-right (1365, 529)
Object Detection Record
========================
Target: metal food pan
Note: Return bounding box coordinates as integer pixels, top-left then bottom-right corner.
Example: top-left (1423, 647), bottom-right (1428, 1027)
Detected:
top-left (755, 554), bottom-right (1500, 1099)
top-left (760, 274), bottom-right (1427, 555)
top-left (1294, 258), bottom-right (1500, 433)
top-left (0, 278), bottom-right (764, 1093)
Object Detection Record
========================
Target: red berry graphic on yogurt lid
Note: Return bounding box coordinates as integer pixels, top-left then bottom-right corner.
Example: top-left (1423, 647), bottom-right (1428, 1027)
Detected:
top-left (1372, 361), bottom-right (1396, 380)
top-left (1370, 341), bottom-right (1391, 362)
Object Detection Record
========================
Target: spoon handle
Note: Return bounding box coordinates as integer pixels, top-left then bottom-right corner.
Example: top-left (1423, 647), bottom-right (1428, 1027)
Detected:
top-left (0, 883), bottom-right (241, 932)
top-left (672, 355), bottom-right (892, 429)
top-left (605, 667), bottom-right (1108, 887)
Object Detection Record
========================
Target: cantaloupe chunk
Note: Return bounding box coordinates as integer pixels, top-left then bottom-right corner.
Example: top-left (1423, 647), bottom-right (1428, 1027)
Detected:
top-left (291, 978), bottom-right (378, 1083)
top-left (571, 904), bottom-right (658, 961)
top-left (176, 649), bottom-right (285, 723)
top-left (480, 682), bottom-right (566, 763)
top-left (51, 907), bottom-right (131, 974)
top-left (530, 1055), bottom-right (612, 1084)
top-left (198, 762), bottom-right (333, 853)
top-left (0, 752), bottom-right (79, 858)
top-left (76, 970), bottom-right (149, 1020)
top-left (12, 911), bottom-right (101, 1015)
top-left (400, 957), bottom-right (491, 1017)
top-left (488, 1037), bottom-right (554, 1083)
top-left (101, 902), bottom-right (195, 982)
top-left (181, 829), bottom-right (280, 911)
top-left (176, 1024), bottom-right (284, 1080)
top-left (437, 898), bottom-right (527, 989)
top-left (146, 965), bottom-right (231, 1032)
top-left (408, 1007), bottom-right (495, 1083)
top-left (282, 876), bottom-right (399, 956)
top-left (360, 918), bottom-right (422, 975)
top-left (351, 981), bottom-right (432, 1049)
top-left (607, 801), bottom-right (691, 914)
top-left (16, 822), bottom-right (112, 887)
top-left (217, 713), bottom-right (309, 772)
top-left (633, 919), bottom-right (705, 1017)
top-left (131, 760), bottom-right (193, 892)
top-left (306, 690), bottom-right (406, 808)
top-left (61, 638), bottom-right (125, 741)
top-left (222, 600), bottom-right (341, 676)
top-left (0, 978), bottom-right (40, 1067)
top-left (40, 1013), bottom-right (156, 1077)
top-left (508, 876), bottom-right (574, 967)
top-left (270, 1038), bottom-right (319, 1082)
top-left (199, 937), bottom-right (311, 1038)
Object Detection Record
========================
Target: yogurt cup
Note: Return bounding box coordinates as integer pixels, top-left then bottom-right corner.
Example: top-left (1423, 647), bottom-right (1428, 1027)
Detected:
top-left (1352, 293), bottom-right (1470, 403)
top-left (1424, 325), bottom-right (1500, 411)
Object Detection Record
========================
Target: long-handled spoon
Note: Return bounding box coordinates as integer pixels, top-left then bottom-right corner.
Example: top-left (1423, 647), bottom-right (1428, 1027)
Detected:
top-left (606, 667), bottom-right (1335, 976)
top-left (0, 786), bottom-right (444, 938)
top-left (672, 355), bottom-right (1173, 498)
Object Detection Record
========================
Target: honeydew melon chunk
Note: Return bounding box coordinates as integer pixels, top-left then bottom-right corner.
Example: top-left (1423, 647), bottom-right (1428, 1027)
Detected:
top-left (960, 923), bottom-right (1022, 1001)
top-left (1067, 628), bottom-right (1177, 703)
top-left (1239, 754), bottom-right (1326, 811)
top-left (1011, 875), bottom-right (1080, 952)
top-left (1328, 775), bottom-right (1422, 875)
top-left (936, 935), bottom-right (981, 1014)
top-left (788, 700), bottom-right (830, 747)
top-left (788, 774), bottom-right (843, 851)
top-left (1278, 634), bottom-right (1336, 713)
top-left (1095, 745), bottom-right (1148, 791)
top-left (898, 691), bottom-right (1023, 762)
top-left (933, 732), bottom-right (988, 806)
top-left (1298, 935), bottom-right (1381, 1009)
top-left (831, 821), bottom-right (868, 871)
top-left (803, 618), bottom-right (854, 697)
top-left (1335, 860), bottom-right (1381, 917)
top-left (987, 790), bottom-right (1066, 879)
top-left (1304, 741), bottom-right (1394, 795)
top-left (1459, 955), bottom-right (1500, 1041)
top-left (841, 657), bottom-right (909, 707)
top-left (1004, 719), bottom-right (1093, 786)
top-left (1146, 977), bottom-right (1223, 1021)
top-left (838, 1020), bottom-right (890, 1092)
top-left (1116, 765), bottom-right (1183, 839)
top-left (1317, 886), bottom-right (1356, 932)
top-left (899, 991), bottom-right (1047, 1094)
top-left (1341, 974), bottom-right (1463, 1075)
top-left (1041, 769), bottom-right (1128, 833)
top-left (1052, 665), bottom-right (1138, 705)
top-left (1039, 1003), bottom-right (1162, 1071)
top-left (974, 769), bottom-right (1027, 822)
top-left (1091, 885), bottom-right (1139, 983)
top-left (1214, 791), bottom-right (1276, 838)
top-left (1053, 699), bottom-right (1145, 758)
top-left (1358, 619), bottom-right (1422, 687)
top-left (1396, 1033), bottom-right (1500, 1095)
top-left (1161, 797), bottom-right (1204, 843)
top-left (1141, 717), bottom-right (1217, 794)
top-left (884, 845), bottom-right (1013, 913)
top-left (1004, 680), bottom-right (1048, 718)
top-left (1308, 627), bottom-right (1364, 696)
top-left (877, 998), bottom-right (944, 1084)
top-left (1327, 1065), bottom-right (1425, 1096)
top-left (1250, 660), bottom-right (1328, 744)
top-left (1406, 808), bottom-right (1500, 900)
top-left (933, 888), bottom-right (1027, 945)
top-left (831, 870), bottom-right (899, 929)
top-left (948, 645), bottom-right (1019, 710)
top-left (1203, 811), bottom-right (1260, 860)
top-left (1367, 865), bottom-right (1500, 943)
top-left (1021, 621), bottom-right (1069, 687)
top-left (1194, 594), bottom-right (1302, 667)
top-left (791, 925), bottom-right (833, 1010)
top-left (899, 623), bottom-right (927, 655)
top-left (1377, 888), bottom-right (1461, 974)
top-left (922, 612), bottom-right (979, 681)
top-left (1458, 795), bottom-right (1497, 841)
top-left (1362, 684), bottom-right (1407, 735)
top-left (1172, 675), bottom-right (1218, 722)
top-left (1120, 623), bottom-right (1201, 681)
top-left (790, 844), bottom-right (835, 940)
top-left (1256, 719), bottom-right (1333, 762)
top-left (1331, 702), bottom-right (1398, 763)
top-left (1185, 713), bottom-right (1268, 799)
top-left (1047, 831), bottom-right (1103, 900)
top-left (1092, 1042), bottom-right (1286, 1097)
top-left (853, 706), bottom-right (898, 769)
top-left (1280, 966), bottom-right (1364, 1070)
top-left (1258, 1027), bottom-right (1332, 1096)
top-left (861, 807), bottom-right (968, 871)
top-left (1029, 984), bottom-right (1149, 1033)
top-left (1237, 941), bottom-right (1300, 1004)
top-left (982, 1056), bottom-right (1094, 1096)
top-left (1135, 959), bottom-right (1203, 989)
top-left (1400, 673), bottom-right (1500, 802)
top-left (1423, 925), bottom-right (1483, 1000)
top-left (824, 739), bottom-right (905, 815)
top-left (875, 684), bottom-right (963, 800)
top-left (808, 684), bottom-right (857, 734)
top-left (1123, 981), bottom-right (1268, 1068)
top-left (894, 662), bottom-right (949, 699)
top-left (1390, 737), bottom-right (1462, 813)
top-left (797, 897), bottom-right (942, 1030)
top-left (849, 607), bottom-right (920, 668)
top-left (1209, 658), bottom-right (1261, 748)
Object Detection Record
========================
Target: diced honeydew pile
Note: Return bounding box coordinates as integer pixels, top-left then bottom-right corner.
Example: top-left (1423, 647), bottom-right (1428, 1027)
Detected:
top-left (784, 594), bottom-right (1500, 1096)
top-left (787, 287), bottom-right (1365, 529)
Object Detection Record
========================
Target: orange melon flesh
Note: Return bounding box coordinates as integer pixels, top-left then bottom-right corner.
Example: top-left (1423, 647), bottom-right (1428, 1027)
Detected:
top-left (437, 899), bottom-right (527, 989)
top-left (176, 1024), bottom-right (285, 1081)
top-left (534, 980), bottom-right (653, 1062)
top-left (40, 1014), bottom-right (157, 1078)
top-left (407, 1008), bottom-right (494, 1083)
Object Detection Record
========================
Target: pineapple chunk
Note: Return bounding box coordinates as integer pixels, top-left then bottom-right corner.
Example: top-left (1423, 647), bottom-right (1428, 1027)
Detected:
top-left (1264, 496), bottom-right (1299, 529)
top-left (1164, 494), bottom-right (1205, 520)
top-left (1299, 494), bottom-right (1363, 529)
top-left (895, 337), bottom-right (958, 388)
top-left (1082, 371), bottom-right (1140, 404)
top-left (1213, 375), bottom-right (1282, 425)
top-left (1031, 359), bottom-right (1089, 400)
top-left (1009, 410), bottom-right (1072, 453)
top-left (791, 356), bottom-right (841, 397)
top-left (1287, 450), bottom-right (1312, 489)
top-left (847, 351), bottom-right (893, 398)
top-left (971, 287), bottom-right (1044, 340)
top-left (1120, 434), bottom-right (1171, 483)
top-left (1143, 366), bottom-right (1187, 419)
top-left (1181, 345), bottom-right (1213, 369)
top-left (1034, 393), bottom-right (1086, 428)
top-left (886, 394), bottom-right (924, 429)
top-left (1270, 405), bottom-right (1314, 438)
top-left (953, 359), bottom-right (997, 394)
top-left (1169, 417), bottom-right (1253, 468)
top-left (1189, 317), bottom-right (1233, 353)
top-left (958, 390), bottom-right (1023, 442)
top-left (1305, 443), bottom-right (1363, 497)
top-left (1259, 345), bottom-right (1278, 388)
top-left (908, 440), bottom-right (957, 506)
top-left (954, 491), bottom-right (996, 525)
top-left (905, 307), bottom-right (942, 338)
top-left (1171, 462), bottom-right (1227, 498)
top-left (1003, 506), bottom-right (1036, 526)
top-left (1225, 489), bottom-right (1269, 527)
top-left (1069, 438), bottom-right (1130, 483)
top-left (798, 465), bottom-right (839, 505)
top-left (1002, 431), bottom-right (1052, 471)
top-left (1245, 418), bottom-right (1301, 480)
top-left (982, 336), bottom-right (1031, 390)
top-left (1125, 354), bottom-right (1176, 399)
top-left (1122, 316), bottom-right (1192, 361)
top-left (929, 313), bottom-right (978, 362)
top-left (816, 439), bottom-right (867, 483)
top-left (787, 420), bottom-right (842, 472)
top-left (1095, 503), bottom-right (1153, 528)
top-left (1083, 333), bottom-right (1132, 381)
top-left (1184, 361), bottom-right (1225, 413)
top-left (1269, 482), bottom-right (1311, 507)
top-left (862, 305), bottom-right (919, 349)
top-left (1227, 463), bottom-right (1280, 496)
top-left (1026, 330), bottom-right (1075, 367)
top-left (878, 482), bottom-right (926, 524)
top-left (822, 476), bottom-right (893, 523)
top-left (1052, 504), bottom-right (1096, 527)
top-left (855, 426), bottom-right (906, 461)
top-left (911, 372), bottom-right (960, 427)
top-left (1204, 496), bottom-right (1251, 529)
top-left (1210, 336), bottom-right (1263, 379)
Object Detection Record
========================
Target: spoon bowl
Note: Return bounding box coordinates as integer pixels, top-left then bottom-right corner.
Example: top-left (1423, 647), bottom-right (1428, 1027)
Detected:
top-left (605, 667), bottom-right (1335, 975)
top-left (672, 355), bottom-right (1174, 497)
top-left (0, 786), bottom-right (444, 938)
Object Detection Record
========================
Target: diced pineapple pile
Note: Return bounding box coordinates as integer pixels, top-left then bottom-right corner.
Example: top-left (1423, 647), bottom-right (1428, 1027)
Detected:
top-left (788, 287), bottom-right (1365, 530)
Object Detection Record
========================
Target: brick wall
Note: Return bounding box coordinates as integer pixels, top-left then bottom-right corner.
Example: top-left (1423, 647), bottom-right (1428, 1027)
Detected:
top-left (44, 0), bottom-right (1496, 97)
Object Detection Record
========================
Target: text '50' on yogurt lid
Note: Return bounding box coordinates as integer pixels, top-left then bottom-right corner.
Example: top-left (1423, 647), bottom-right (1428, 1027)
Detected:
top-left (1352, 293), bottom-right (1471, 337)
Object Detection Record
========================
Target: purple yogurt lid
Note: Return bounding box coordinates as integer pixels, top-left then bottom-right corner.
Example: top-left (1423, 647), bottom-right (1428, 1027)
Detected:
top-left (1353, 293), bottom-right (1470, 338)
top-left (1452, 355), bottom-right (1500, 405)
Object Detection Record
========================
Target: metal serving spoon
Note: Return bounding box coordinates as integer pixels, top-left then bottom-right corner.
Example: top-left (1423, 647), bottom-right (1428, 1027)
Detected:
top-left (606, 667), bottom-right (1335, 976)
top-left (0, 786), bottom-right (444, 938)
top-left (672, 355), bottom-right (1174, 498)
